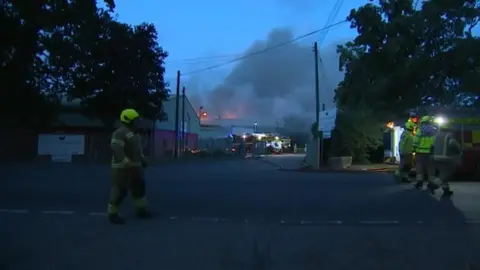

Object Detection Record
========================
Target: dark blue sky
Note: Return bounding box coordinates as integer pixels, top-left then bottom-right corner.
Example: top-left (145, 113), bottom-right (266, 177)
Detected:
top-left (112, 0), bottom-right (363, 82)
top-left (109, 0), bottom-right (478, 123)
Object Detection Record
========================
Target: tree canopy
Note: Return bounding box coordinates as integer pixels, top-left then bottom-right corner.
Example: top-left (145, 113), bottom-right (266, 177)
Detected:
top-left (329, 0), bottom-right (479, 160)
top-left (336, 0), bottom-right (480, 119)
top-left (1, 0), bottom-right (168, 127)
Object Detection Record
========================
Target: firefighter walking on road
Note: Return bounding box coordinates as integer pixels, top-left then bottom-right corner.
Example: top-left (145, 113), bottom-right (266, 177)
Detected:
top-left (108, 108), bottom-right (152, 225)
top-left (430, 120), bottom-right (462, 196)
top-left (394, 119), bottom-right (416, 183)
top-left (412, 116), bottom-right (437, 189)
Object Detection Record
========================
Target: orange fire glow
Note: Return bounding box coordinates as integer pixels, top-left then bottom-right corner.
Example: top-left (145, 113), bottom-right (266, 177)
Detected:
top-left (223, 112), bottom-right (237, 119)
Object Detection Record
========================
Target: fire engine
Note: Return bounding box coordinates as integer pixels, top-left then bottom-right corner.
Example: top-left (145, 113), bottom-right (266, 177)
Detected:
top-left (432, 112), bottom-right (480, 175)
top-left (385, 109), bottom-right (480, 178)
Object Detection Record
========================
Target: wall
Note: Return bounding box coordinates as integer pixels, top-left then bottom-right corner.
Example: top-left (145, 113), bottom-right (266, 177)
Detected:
top-left (0, 129), bottom-right (37, 160)
top-left (156, 95), bottom-right (200, 135)
top-left (199, 125), bottom-right (231, 139)
top-left (153, 130), bottom-right (198, 157)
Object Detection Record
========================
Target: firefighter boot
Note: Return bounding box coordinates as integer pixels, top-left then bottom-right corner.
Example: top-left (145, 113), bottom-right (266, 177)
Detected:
top-left (442, 187), bottom-right (453, 197)
top-left (427, 182), bottom-right (439, 194)
top-left (108, 213), bottom-right (125, 225)
top-left (135, 208), bottom-right (153, 219)
top-left (414, 181), bottom-right (424, 189)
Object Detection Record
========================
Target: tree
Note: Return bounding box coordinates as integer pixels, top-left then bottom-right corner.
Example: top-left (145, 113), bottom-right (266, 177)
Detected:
top-left (64, 10), bottom-right (169, 126)
top-left (0, 0), bottom-right (116, 127)
top-left (1, 0), bottom-right (168, 129)
top-left (336, 0), bottom-right (480, 117)
top-left (331, 0), bottom-right (480, 161)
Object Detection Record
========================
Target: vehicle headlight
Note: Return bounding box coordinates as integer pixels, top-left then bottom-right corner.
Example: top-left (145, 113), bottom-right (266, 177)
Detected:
top-left (434, 116), bottom-right (447, 125)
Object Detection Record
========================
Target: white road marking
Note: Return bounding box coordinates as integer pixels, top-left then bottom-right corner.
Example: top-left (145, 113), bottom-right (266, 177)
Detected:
top-left (0, 209), bottom-right (29, 214)
top-left (359, 220), bottom-right (399, 225)
top-left (299, 220), bottom-right (344, 225)
top-left (1, 210), bottom-right (479, 226)
top-left (41, 210), bottom-right (75, 215)
top-left (190, 217), bottom-right (229, 222)
top-left (465, 220), bottom-right (480, 224)
top-left (88, 212), bottom-right (108, 216)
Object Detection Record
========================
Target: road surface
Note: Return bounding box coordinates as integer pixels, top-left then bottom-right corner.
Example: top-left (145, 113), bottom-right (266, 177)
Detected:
top-left (1, 159), bottom-right (480, 270)
top-left (260, 153), bottom-right (305, 169)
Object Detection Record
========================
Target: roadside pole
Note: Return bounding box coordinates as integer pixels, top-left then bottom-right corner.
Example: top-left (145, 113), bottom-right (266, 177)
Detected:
top-left (313, 42), bottom-right (322, 168)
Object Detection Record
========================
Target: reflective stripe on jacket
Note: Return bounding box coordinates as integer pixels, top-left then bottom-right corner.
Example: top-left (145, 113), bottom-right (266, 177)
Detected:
top-left (399, 131), bottom-right (414, 154)
top-left (111, 126), bottom-right (144, 169)
top-left (413, 130), bottom-right (435, 154)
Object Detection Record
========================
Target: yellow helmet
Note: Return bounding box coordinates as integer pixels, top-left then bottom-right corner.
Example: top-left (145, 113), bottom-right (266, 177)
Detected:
top-left (420, 115), bottom-right (432, 123)
top-left (120, 108), bottom-right (140, 124)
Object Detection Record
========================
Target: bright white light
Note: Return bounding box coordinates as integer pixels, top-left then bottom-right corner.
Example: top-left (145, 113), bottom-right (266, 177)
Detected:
top-left (434, 116), bottom-right (447, 125)
top-left (274, 136), bottom-right (279, 140)
top-left (242, 135), bottom-right (247, 139)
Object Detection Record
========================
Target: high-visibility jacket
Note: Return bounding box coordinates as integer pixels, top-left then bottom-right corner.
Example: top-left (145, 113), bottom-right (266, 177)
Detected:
top-left (399, 130), bottom-right (414, 154)
top-left (413, 124), bottom-right (436, 154)
top-left (110, 126), bottom-right (144, 169)
top-left (432, 131), bottom-right (462, 164)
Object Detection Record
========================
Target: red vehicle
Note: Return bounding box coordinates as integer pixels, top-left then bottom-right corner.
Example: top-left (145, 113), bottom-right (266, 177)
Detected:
top-left (429, 110), bottom-right (480, 177)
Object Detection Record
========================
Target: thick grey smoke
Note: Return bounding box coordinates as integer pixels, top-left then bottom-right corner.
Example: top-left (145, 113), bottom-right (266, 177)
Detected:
top-left (187, 27), bottom-right (347, 129)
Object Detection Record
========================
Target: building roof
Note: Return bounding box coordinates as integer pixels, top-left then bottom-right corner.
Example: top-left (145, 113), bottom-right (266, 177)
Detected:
top-left (160, 94), bottom-right (200, 121)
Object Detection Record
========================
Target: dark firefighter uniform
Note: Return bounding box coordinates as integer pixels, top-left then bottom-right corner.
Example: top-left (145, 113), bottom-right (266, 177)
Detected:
top-left (107, 108), bottom-right (152, 224)
top-left (430, 125), bottom-right (462, 196)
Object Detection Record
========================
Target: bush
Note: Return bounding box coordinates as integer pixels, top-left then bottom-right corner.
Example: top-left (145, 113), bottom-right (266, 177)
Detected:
top-left (329, 109), bottom-right (383, 163)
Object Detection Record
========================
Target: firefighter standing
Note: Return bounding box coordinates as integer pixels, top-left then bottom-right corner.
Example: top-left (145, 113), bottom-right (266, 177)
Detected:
top-left (394, 119), bottom-right (416, 183)
top-left (430, 121), bottom-right (462, 196)
top-left (108, 108), bottom-right (152, 224)
top-left (412, 116), bottom-right (437, 189)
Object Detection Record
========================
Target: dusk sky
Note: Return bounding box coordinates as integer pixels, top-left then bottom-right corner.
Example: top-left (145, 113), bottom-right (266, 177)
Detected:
top-left (109, 0), bottom-right (478, 124)
top-left (112, 0), bottom-right (364, 82)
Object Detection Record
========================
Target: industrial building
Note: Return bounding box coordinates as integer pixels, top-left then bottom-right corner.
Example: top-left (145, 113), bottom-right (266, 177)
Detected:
top-left (2, 96), bottom-right (200, 162)
top-left (154, 95), bottom-right (200, 155)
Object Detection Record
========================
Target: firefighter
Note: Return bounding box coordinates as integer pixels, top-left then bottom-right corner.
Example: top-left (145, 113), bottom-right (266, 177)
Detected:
top-left (108, 108), bottom-right (151, 224)
top-left (429, 121), bottom-right (462, 196)
top-left (412, 115), bottom-right (437, 189)
top-left (394, 119), bottom-right (416, 183)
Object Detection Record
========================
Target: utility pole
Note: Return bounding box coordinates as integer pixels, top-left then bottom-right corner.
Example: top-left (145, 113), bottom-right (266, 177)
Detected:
top-left (174, 70), bottom-right (181, 158)
top-left (313, 42), bottom-right (322, 168)
top-left (181, 86), bottom-right (186, 153)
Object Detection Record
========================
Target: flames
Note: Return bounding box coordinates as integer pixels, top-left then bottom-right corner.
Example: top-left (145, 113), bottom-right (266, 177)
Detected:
top-left (223, 112), bottom-right (237, 119)
top-left (198, 107), bottom-right (238, 122)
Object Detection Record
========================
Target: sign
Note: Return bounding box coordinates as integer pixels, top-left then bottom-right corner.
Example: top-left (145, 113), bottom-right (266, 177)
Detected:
top-left (38, 134), bottom-right (85, 162)
top-left (318, 108), bottom-right (337, 139)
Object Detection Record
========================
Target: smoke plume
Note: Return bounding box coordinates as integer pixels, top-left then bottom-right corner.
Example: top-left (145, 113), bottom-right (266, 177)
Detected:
top-left (187, 27), bottom-right (347, 129)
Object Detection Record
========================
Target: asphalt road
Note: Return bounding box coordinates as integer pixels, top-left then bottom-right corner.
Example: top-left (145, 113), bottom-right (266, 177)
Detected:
top-left (261, 153), bottom-right (305, 169)
top-left (1, 158), bottom-right (480, 270)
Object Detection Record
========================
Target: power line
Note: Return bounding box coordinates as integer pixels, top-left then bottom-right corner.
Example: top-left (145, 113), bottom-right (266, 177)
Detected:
top-left (165, 54), bottom-right (241, 64)
top-left (414, 0), bottom-right (420, 10)
top-left (181, 20), bottom-right (348, 76)
top-left (318, 0), bottom-right (344, 47)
